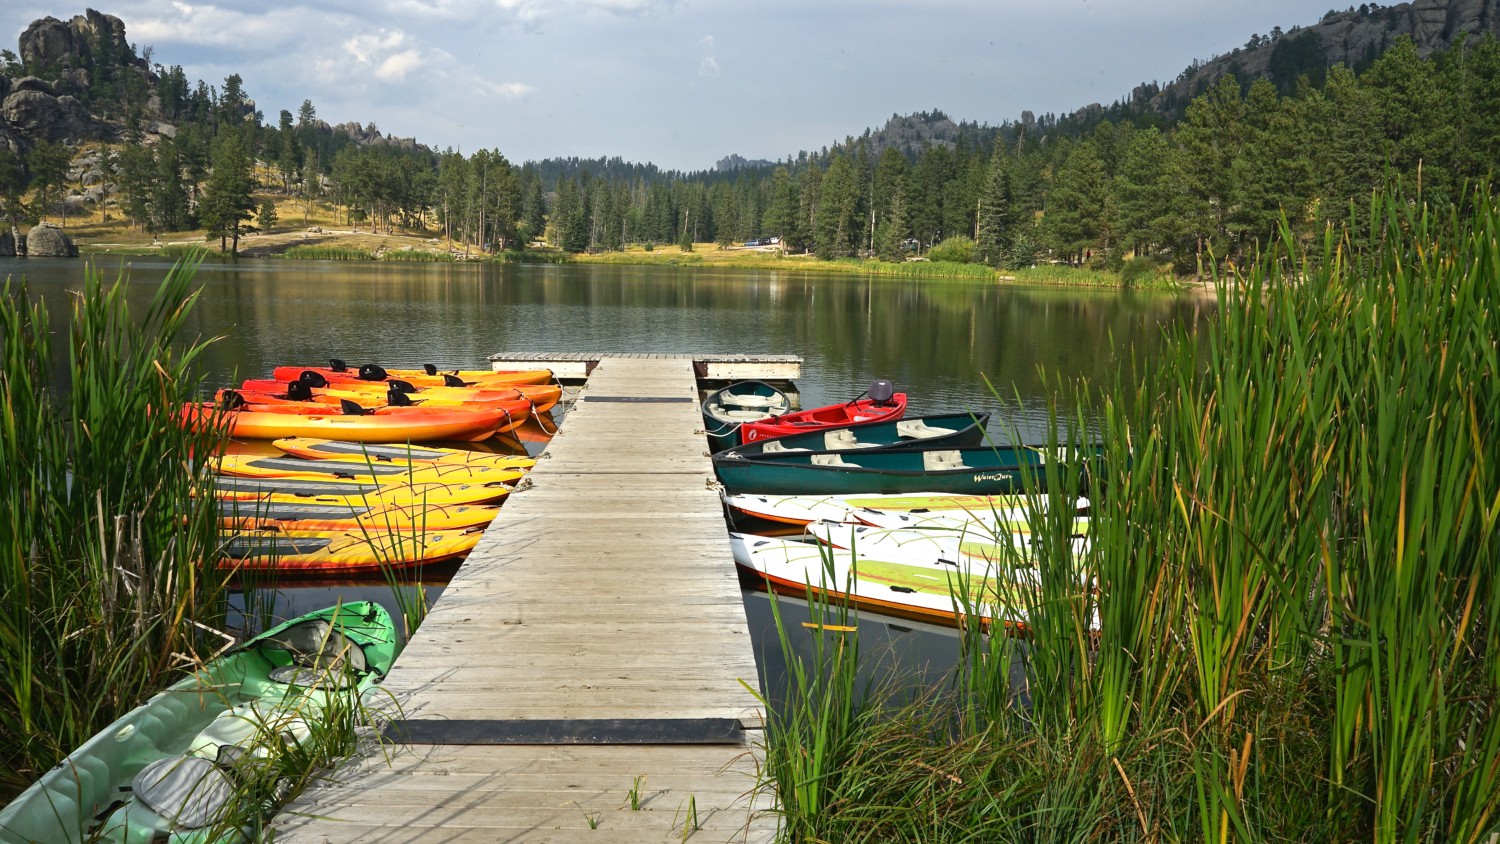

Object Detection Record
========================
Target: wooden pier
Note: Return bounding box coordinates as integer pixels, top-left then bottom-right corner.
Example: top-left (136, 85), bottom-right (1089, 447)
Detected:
top-left (488, 352), bottom-right (801, 382)
top-left (273, 357), bottom-right (779, 842)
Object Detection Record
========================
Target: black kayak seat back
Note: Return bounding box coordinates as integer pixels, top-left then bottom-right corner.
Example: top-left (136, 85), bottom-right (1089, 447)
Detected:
top-left (340, 399), bottom-right (369, 416)
top-left (328, 358), bottom-right (348, 372)
top-left (218, 389), bottom-right (246, 410)
top-left (442, 373), bottom-right (466, 387)
top-left (357, 364), bottom-right (389, 381)
top-left (298, 370), bottom-right (330, 388)
top-left (388, 379), bottom-right (417, 394)
top-left (422, 363), bottom-right (438, 376)
top-left (386, 388), bottom-right (415, 407)
top-left (286, 381), bottom-right (313, 401)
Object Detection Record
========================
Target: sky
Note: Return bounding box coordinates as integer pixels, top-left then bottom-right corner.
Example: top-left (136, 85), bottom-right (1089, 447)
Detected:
top-left (2, 1), bottom-right (1346, 171)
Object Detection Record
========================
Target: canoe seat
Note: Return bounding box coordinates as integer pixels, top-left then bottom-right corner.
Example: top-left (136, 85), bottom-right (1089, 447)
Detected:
top-left (922, 450), bottom-right (970, 471)
top-left (897, 419), bottom-right (958, 439)
top-left (722, 395), bottom-right (781, 409)
top-left (710, 404), bottom-right (771, 421)
top-left (823, 429), bottom-right (875, 450)
top-left (811, 453), bottom-right (858, 467)
top-left (762, 440), bottom-right (809, 453)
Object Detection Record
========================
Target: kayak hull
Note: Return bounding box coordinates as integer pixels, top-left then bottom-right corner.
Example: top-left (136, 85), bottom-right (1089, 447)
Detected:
top-left (739, 394), bottom-right (908, 444)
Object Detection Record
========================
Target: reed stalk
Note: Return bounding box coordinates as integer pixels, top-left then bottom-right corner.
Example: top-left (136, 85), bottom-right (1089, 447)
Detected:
top-left (755, 185), bottom-right (1499, 842)
top-left (0, 258), bottom-right (232, 799)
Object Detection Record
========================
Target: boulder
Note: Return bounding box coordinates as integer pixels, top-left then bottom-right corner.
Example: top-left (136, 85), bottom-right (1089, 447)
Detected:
top-left (24, 222), bottom-right (79, 257)
top-left (18, 11), bottom-right (131, 74)
top-left (11, 76), bottom-right (55, 96)
top-left (0, 231), bottom-right (14, 257)
top-left (2, 90), bottom-right (94, 143)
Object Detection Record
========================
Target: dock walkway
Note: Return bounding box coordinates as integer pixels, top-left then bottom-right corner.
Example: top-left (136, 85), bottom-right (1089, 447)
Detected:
top-left (274, 357), bottom-right (775, 843)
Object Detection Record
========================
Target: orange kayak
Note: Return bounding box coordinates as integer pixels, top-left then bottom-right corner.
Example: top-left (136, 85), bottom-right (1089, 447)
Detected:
top-left (220, 388), bottom-right (538, 420)
top-left (239, 379), bottom-right (562, 413)
top-left (183, 403), bottom-right (514, 442)
top-left (272, 362), bottom-right (554, 388)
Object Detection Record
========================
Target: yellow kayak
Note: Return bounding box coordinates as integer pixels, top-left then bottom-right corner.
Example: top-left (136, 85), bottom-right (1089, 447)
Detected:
top-left (271, 437), bottom-right (536, 469)
top-left (217, 496), bottom-right (502, 532)
top-left (214, 453), bottom-right (527, 485)
top-left (218, 525), bottom-right (485, 572)
top-left (212, 474), bottom-right (512, 507)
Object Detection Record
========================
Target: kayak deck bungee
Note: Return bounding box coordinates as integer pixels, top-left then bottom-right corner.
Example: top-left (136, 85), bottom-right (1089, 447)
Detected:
top-left (211, 474), bottom-right (513, 507)
top-left (218, 526), bottom-right (484, 572)
top-left (804, 520), bottom-right (1089, 566)
top-left (731, 533), bottom-right (1033, 631)
top-left (271, 436), bottom-right (537, 469)
top-left (217, 497), bottom-right (502, 531)
top-left (0, 602), bottom-right (395, 844)
top-left (213, 453), bottom-right (528, 485)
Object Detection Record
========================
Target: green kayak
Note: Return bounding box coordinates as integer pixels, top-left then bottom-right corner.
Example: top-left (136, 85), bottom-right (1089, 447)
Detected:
top-left (0, 602), bottom-right (396, 844)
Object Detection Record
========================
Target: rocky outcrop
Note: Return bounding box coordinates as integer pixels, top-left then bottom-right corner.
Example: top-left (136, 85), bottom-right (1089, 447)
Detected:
top-left (1142, 0), bottom-right (1500, 113)
top-left (2, 89), bottom-right (96, 143)
top-left (18, 10), bottom-right (133, 75)
top-left (24, 222), bottom-right (79, 257)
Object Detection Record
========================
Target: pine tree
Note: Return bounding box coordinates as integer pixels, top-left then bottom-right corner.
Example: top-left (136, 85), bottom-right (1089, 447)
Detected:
top-left (874, 176), bottom-right (909, 262)
top-left (199, 131), bottom-right (255, 254)
top-left (975, 146), bottom-right (1013, 267)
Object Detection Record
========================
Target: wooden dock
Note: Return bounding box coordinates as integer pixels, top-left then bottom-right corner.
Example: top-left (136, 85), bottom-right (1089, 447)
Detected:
top-left (273, 357), bottom-right (777, 843)
top-left (488, 352), bottom-right (801, 382)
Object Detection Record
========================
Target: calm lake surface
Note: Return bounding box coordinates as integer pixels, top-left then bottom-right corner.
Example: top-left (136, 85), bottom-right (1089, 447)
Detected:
top-left (3, 255), bottom-right (1215, 693)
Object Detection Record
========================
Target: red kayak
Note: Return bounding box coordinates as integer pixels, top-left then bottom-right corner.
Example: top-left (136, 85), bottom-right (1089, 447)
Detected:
top-left (740, 392), bottom-right (908, 444)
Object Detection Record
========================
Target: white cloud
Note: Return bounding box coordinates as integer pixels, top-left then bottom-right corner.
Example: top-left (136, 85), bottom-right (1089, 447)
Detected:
top-left (697, 35), bottom-right (718, 78)
top-left (376, 50), bottom-right (424, 80)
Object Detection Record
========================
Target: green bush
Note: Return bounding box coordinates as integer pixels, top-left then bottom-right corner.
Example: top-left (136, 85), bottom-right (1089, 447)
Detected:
top-left (925, 235), bottom-right (977, 264)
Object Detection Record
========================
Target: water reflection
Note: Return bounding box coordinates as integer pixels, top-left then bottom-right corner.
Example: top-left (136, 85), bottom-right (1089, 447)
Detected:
top-left (3, 256), bottom-right (1212, 692)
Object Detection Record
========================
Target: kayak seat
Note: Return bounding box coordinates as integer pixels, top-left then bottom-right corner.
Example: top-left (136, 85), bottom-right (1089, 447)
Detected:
top-left (722, 395), bottom-right (780, 409)
top-left (897, 419), bottom-right (957, 439)
top-left (811, 453), bottom-right (858, 468)
top-left (262, 619), bottom-right (369, 687)
top-left (761, 441), bottom-right (809, 454)
top-left (923, 450), bottom-right (970, 471)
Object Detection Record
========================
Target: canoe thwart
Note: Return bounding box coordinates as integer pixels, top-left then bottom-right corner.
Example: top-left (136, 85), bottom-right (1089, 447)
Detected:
top-left (383, 718), bottom-right (747, 745)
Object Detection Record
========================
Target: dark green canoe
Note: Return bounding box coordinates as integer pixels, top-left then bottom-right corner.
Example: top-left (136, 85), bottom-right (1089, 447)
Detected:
top-left (0, 602), bottom-right (396, 844)
top-left (712, 412), bottom-right (991, 459)
top-left (713, 442), bottom-right (1100, 495)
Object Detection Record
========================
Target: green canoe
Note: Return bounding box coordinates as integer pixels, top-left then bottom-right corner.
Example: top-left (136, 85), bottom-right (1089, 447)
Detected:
top-left (701, 380), bottom-right (791, 452)
top-left (0, 602), bottom-right (396, 844)
top-left (711, 412), bottom-right (991, 459)
top-left (713, 442), bottom-right (1101, 496)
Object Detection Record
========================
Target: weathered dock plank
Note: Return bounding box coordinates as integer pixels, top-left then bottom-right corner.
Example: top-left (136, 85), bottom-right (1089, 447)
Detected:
top-left (273, 357), bottom-right (776, 843)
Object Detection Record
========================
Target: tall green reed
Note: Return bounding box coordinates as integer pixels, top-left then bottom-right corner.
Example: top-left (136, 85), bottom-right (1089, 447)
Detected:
top-left (755, 185), bottom-right (1498, 842)
top-left (0, 258), bottom-right (231, 798)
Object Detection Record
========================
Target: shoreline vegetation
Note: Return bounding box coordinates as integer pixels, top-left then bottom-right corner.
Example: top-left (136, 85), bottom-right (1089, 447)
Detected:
top-left (755, 189), bottom-right (1498, 841)
top-left (52, 204), bottom-right (1182, 290)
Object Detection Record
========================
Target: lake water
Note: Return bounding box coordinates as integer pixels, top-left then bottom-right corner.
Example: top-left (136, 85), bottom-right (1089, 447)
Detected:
top-left (2, 255), bottom-right (1214, 694)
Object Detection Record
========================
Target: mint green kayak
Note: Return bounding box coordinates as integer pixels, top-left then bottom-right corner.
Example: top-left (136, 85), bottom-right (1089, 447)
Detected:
top-left (0, 602), bottom-right (396, 843)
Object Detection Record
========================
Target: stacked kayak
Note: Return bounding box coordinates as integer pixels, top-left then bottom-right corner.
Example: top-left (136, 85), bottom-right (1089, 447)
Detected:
top-left (0, 602), bottom-right (395, 843)
top-left (239, 378), bottom-right (562, 414)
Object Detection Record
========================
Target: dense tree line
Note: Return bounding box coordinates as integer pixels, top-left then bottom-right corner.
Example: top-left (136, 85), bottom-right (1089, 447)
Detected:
top-left (4, 30), bottom-right (1494, 268)
top-left (537, 34), bottom-right (1500, 275)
